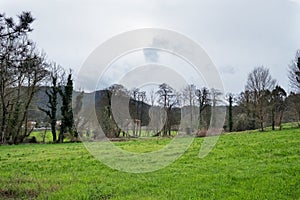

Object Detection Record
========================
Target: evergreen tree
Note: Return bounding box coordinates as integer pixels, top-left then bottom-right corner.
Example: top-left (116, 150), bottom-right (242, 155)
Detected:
top-left (228, 95), bottom-right (233, 132)
top-left (58, 72), bottom-right (74, 143)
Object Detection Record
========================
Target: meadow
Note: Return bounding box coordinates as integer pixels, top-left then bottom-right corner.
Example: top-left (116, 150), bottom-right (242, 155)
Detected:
top-left (0, 127), bottom-right (299, 199)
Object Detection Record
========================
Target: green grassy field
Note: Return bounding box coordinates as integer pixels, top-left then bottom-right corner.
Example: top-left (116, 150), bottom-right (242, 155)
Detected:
top-left (0, 128), bottom-right (300, 199)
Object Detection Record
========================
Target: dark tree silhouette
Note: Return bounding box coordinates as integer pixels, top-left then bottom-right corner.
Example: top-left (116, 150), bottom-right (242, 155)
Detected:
top-left (288, 50), bottom-right (300, 92)
top-left (156, 83), bottom-right (179, 136)
top-left (228, 94), bottom-right (234, 132)
top-left (58, 71), bottom-right (74, 143)
top-left (271, 86), bottom-right (287, 130)
top-left (195, 87), bottom-right (210, 129)
top-left (39, 64), bottom-right (63, 143)
top-left (0, 12), bottom-right (48, 144)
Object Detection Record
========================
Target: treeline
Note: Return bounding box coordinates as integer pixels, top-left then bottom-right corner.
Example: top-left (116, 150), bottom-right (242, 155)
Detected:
top-left (80, 83), bottom-right (215, 139)
top-left (1, 12), bottom-right (300, 144)
top-left (230, 55), bottom-right (300, 132)
top-left (81, 64), bottom-right (299, 140)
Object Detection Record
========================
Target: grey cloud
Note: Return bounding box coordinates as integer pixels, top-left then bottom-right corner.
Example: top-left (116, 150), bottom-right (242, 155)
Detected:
top-left (1, 0), bottom-right (299, 94)
top-left (143, 48), bottom-right (159, 63)
top-left (220, 66), bottom-right (238, 74)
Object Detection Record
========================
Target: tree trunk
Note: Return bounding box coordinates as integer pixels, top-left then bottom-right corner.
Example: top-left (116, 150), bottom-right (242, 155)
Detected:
top-left (298, 112), bottom-right (300, 127)
top-left (260, 120), bottom-right (264, 132)
top-left (59, 124), bottom-right (65, 143)
top-left (228, 96), bottom-right (233, 132)
top-left (51, 119), bottom-right (57, 143)
top-left (278, 111), bottom-right (283, 130)
top-left (271, 109), bottom-right (275, 131)
top-left (1, 107), bottom-right (6, 144)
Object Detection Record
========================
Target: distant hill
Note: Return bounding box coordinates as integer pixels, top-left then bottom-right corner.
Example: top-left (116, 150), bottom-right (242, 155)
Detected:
top-left (29, 87), bottom-right (88, 123)
top-left (28, 87), bottom-right (155, 126)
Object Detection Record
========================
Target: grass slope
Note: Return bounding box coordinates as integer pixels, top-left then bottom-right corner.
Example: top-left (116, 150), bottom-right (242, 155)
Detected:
top-left (0, 128), bottom-right (299, 199)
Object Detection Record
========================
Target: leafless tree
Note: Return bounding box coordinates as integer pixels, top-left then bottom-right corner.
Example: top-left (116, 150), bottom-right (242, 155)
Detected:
top-left (210, 88), bottom-right (224, 130)
top-left (181, 84), bottom-right (198, 132)
top-left (245, 66), bottom-right (276, 131)
top-left (288, 50), bottom-right (300, 92)
top-left (195, 87), bottom-right (210, 130)
top-left (39, 63), bottom-right (64, 143)
top-left (235, 90), bottom-right (256, 130)
top-left (156, 83), bottom-right (180, 136)
top-left (148, 88), bottom-right (157, 106)
top-left (246, 66), bottom-right (276, 93)
top-left (0, 12), bottom-right (36, 144)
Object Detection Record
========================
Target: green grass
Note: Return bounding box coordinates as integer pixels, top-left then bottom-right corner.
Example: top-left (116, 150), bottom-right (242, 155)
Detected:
top-left (28, 130), bottom-right (179, 143)
top-left (0, 128), bottom-right (300, 199)
top-left (29, 130), bottom-right (54, 143)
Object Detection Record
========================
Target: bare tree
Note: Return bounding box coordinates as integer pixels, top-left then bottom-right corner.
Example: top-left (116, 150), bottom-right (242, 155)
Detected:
top-left (288, 50), bottom-right (300, 92)
top-left (245, 66), bottom-right (276, 131)
top-left (130, 87), bottom-right (139, 120)
top-left (156, 83), bottom-right (179, 136)
top-left (39, 63), bottom-right (64, 143)
top-left (195, 87), bottom-right (210, 130)
top-left (181, 84), bottom-right (197, 133)
top-left (137, 90), bottom-right (146, 132)
top-left (146, 89), bottom-right (159, 136)
top-left (0, 12), bottom-right (49, 144)
top-left (210, 88), bottom-right (224, 129)
top-left (246, 66), bottom-right (276, 93)
top-left (129, 88), bottom-right (147, 136)
top-left (0, 12), bottom-right (36, 144)
top-left (148, 89), bottom-right (157, 106)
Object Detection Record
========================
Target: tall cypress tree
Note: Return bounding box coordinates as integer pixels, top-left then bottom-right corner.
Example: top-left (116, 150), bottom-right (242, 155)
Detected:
top-left (58, 72), bottom-right (74, 143)
top-left (228, 95), bottom-right (233, 132)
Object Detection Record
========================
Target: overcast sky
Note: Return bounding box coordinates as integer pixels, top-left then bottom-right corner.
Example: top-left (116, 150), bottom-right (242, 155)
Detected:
top-left (1, 0), bottom-right (300, 94)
